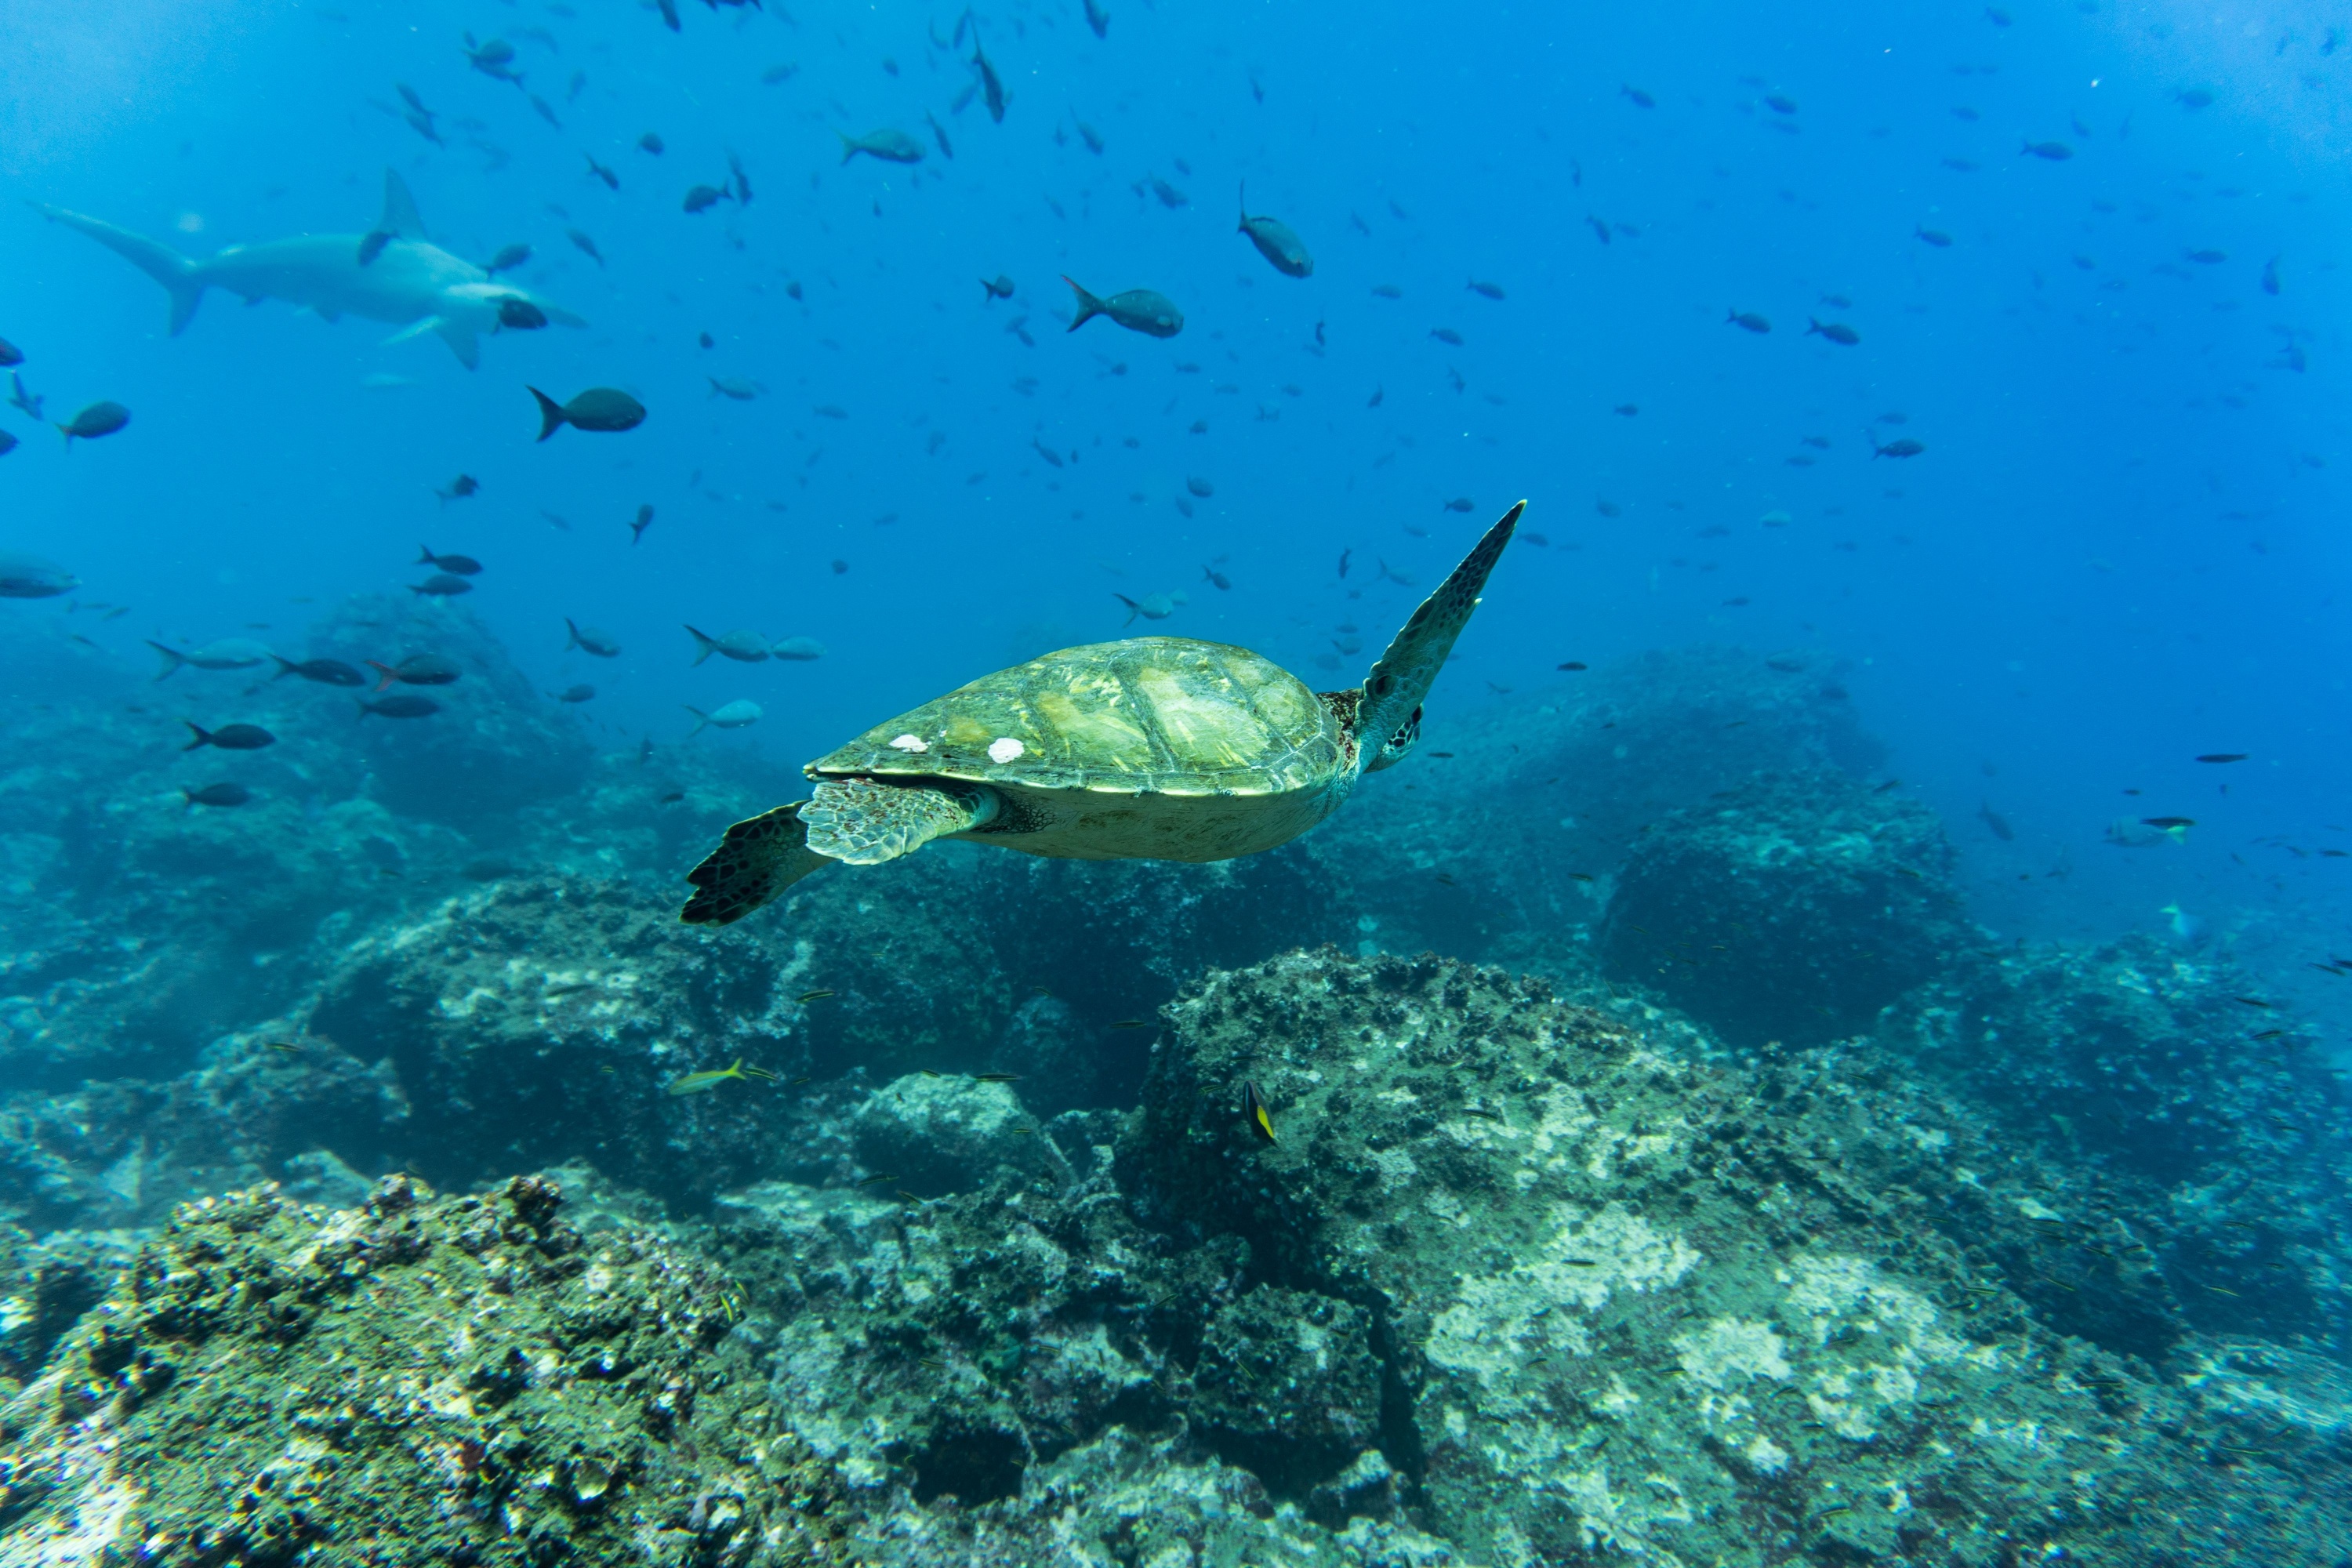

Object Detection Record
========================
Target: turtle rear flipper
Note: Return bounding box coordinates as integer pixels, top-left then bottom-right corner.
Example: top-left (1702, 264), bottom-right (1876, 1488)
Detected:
top-left (681, 802), bottom-right (834, 926)
top-left (802, 776), bottom-right (993, 865)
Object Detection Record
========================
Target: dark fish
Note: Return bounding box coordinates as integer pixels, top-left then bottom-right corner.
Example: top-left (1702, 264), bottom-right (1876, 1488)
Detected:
top-left (1074, 119), bottom-right (1104, 154)
top-left (2142, 816), bottom-right (2197, 829)
top-left (555, 684), bottom-right (596, 703)
top-left (2020, 140), bottom-right (2074, 160)
top-left (1725, 310), bottom-right (1770, 333)
top-left (1083, 0), bottom-right (1108, 36)
top-left (1871, 437), bottom-right (1926, 459)
top-left (0, 338), bottom-right (22, 368)
top-left (183, 721), bottom-right (275, 751)
top-left (1613, 403), bottom-right (1639, 416)
top-left (837, 129), bottom-right (924, 164)
top-left (271, 655), bottom-right (366, 687)
top-left (1202, 564), bottom-right (1231, 590)
top-left (58, 401), bottom-right (131, 444)
top-left (1337, 548), bottom-right (1350, 578)
top-left (486, 243), bottom-right (531, 274)
top-left (682, 183), bottom-right (731, 213)
top-left (368, 653), bottom-right (461, 689)
top-left (639, 131), bottom-right (665, 155)
top-left (1468, 279), bottom-right (1504, 299)
top-left (2194, 753), bottom-right (2249, 764)
top-left (981, 274), bottom-right (1015, 302)
top-left (1762, 93), bottom-right (1798, 114)
top-left (567, 228), bottom-right (604, 266)
top-left (0, 551), bottom-right (75, 597)
top-left (1243, 1080), bottom-right (1277, 1145)
top-left (182, 782), bottom-right (252, 808)
top-left (1032, 438), bottom-right (1064, 469)
top-left (927, 111), bottom-right (955, 160)
top-left (1236, 185), bottom-right (1313, 278)
top-left (1558, 661), bottom-right (1588, 670)
top-left (1585, 215), bottom-right (1611, 245)
top-left (708, 376), bottom-right (762, 401)
top-left (1806, 318), bottom-right (1860, 345)
top-left (971, 39), bottom-right (1006, 122)
top-left (0, 430), bottom-right (14, 458)
top-left (437, 474), bottom-right (479, 505)
top-left (728, 150), bottom-right (752, 205)
top-left (1916, 227), bottom-right (1954, 247)
top-left (1430, 327), bottom-right (1464, 345)
top-left (629, 504), bottom-right (655, 544)
top-left (1149, 174), bottom-right (1188, 209)
top-left (586, 152), bottom-right (619, 190)
top-left (530, 386), bottom-right (647, 439)
top-left (1186, 475), bottom-right (1215, 498)
top-left (564, 618), bottom-right (622, 656)
top-left (464, 34), bottom-right (525, 84)
top-left (1979, 802), bottom-right (2015, 841)
top-left (411, 572), bottom-right (474, 598)
top-left (1442, 496), bottom-right (1475, 513)
top-left (357, 695), bottom-right (441, 720)
top-left (356, 229), bottom-right (393, 267)
top-left (1621, 85), bottom-right (1655, 107)
top-left (416, 546), bottom-right (481, 577)
top-left (2261, 256), bottom-right (2281, 296)
top-left (1062, 277), bottom-right (1183, 337)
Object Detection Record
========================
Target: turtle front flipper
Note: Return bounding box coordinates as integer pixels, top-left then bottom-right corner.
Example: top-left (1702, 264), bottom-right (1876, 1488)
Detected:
top-left (681, 802), bottom-right (835, 926)
top-left (802, 777), bottom-right (995, 865)
top-left (1356, 500), bottom-right (1524, 764)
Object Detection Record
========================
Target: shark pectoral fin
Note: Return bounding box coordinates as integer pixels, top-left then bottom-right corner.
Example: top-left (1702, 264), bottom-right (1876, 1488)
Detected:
top-left (434, 319), bottom-right (480, 368)
top-left (379, 169), bottom-right (428, 240)
top-left (380, 316), bottom-right (446, 347)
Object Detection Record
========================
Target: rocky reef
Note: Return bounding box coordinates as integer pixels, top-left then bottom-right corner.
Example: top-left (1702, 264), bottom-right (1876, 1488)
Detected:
top-left (0, 1174), bottom-right (848, 1568)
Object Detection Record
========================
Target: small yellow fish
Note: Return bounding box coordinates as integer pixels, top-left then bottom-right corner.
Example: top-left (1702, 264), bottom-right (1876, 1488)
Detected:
top-left (1244, 1079), bottom-right (1277, 1145)
top-left (789, 1075), bottom-right (813, 1087)
top-left (798, 988), bottom-right (837, 1004)
top-left (856, 1171), bottom-right (899, 1185)
top-left (666, 1058), bottom-right (757, 1095)
top-left (265, 1040), bottom-right (302, 1054)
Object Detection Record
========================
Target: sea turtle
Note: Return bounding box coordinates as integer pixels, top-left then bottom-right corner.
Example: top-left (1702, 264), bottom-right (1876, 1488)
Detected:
top-left (678, 502), bottom-right (1523, 926)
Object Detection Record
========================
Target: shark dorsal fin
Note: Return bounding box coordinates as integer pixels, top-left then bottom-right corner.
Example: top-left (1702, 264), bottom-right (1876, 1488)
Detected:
top-left (379, 170), bottom-right (426, 241)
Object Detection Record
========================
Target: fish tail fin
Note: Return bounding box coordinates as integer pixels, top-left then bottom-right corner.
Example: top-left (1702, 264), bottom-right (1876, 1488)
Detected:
top-left (1237, 180), bottom-right (1247, 230)
top-left (365, 660), bottom-right (397, 692)
top-left (1062, 276), bottom-right (1103, 330)
top-left (182, 722), bottom-right (211, 751)
top-left (35, 205), bottom-right (207, 335)
top-left (146, 641), bottom-right (185, 681)
top-left (684, 625), bottom-right (717, 666)
top-left (180, 788), bottom-right (197, 810)
top-left (269, 655), bottom-right (299, 680)
top-left (684, 705), bottom-right (710, 737)
top-left (1806, 318), bottom-right (1822, 336)
top-left (1114, 592), bottom-right (1139, 626)
top-left (354, 699), bottom-right (374, 721)
top-left (564, 617), bottom-right (582, 651)
top-left (528, 386), bottom-right (566, 441)
top-left (837, 132), bottom-right (858, 165)
top-left (416, 545), bottom-right (437, 565)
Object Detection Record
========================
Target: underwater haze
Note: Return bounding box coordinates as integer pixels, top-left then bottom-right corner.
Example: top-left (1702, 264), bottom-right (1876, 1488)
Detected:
top-left (2, 0), bottom-right (2350, 1563)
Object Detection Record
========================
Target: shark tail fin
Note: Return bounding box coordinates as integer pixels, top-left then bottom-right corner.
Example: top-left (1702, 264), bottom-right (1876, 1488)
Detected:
top-left (379, 169), bottom-right (427, 240)
top-left (34, 205), bottom-right (206, 335)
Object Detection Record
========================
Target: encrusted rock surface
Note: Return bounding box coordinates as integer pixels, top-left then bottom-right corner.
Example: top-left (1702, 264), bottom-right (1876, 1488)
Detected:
top-left (0, 1174), bottom-right (848, 1568)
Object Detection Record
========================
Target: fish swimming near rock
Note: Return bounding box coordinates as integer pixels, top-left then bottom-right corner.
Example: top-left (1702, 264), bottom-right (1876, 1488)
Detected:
top-left (0, 552), bottom-right (78, 598)
top-left (564, 619), bottom-right (622, 657)
top-left (1237, 184), bottom-right (1313, 278)
top-left (837, 129), bottom-right (925, 165)
top-left (183, 721), bottom-right (276, 751)
top-left (271, 655), bottom-right (368, 687)
top-left (1244, 1080), bottom-right (1278, 1145)
top-left (147, 637), bottom-right (270, 678)
top-left (685, 699), bottom-right (763, 736)
top-left (416, 546), bottom-right (481, 575)
top-left (1114, 590), bottom-right (1185, 625)
top-left (555, 684), bottom-right (596, 703)
top-left (676, 503), bottom-right (1526, 927)
top-left (367, 653), bottom-right (461, 688)
top-left (57, 401), bottom-right (130, 445)
top-left (530, 386), bottom-right (646, 439)
top-left (686, 626), bottom-right (770, 666)
top-left (38, 170), bottom-right (584, 369)
top-left (667, 1057), bottom-right (770, 1095)
top-left (2105, 817), bottom-right (2188, 848)
top-left (181, 782), bottom-right (252, 808)
top-left (1062, 277), bottom-right (1183, 337)
top-left (357, 695), bottom-right (441, 720)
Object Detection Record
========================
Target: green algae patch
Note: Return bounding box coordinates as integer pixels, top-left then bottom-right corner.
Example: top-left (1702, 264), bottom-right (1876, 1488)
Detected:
top-left (0, 1175), bottom-right (847, 1567)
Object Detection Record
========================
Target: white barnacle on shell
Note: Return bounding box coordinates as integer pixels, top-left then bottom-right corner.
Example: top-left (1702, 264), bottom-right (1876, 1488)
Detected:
top-left (988, 736), bottom-right (1026, 764)
top-left (888, 733), bottom-right (930, 753)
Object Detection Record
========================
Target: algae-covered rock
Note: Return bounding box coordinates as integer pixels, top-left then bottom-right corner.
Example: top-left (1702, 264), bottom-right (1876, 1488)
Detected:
top-left (1600, 768), bottom-right (1972, 1047)
top-left (1120, 947), bottom-right (2352, 1566)
top-left (849, 1074), bottom-right (1065, 1196)
top-left (0, 1174), bottom-right (848, 1567)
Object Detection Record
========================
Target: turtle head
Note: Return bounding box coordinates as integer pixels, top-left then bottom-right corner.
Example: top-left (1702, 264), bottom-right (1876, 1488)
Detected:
top-left (1352, 501), bottom-right (1523, 770)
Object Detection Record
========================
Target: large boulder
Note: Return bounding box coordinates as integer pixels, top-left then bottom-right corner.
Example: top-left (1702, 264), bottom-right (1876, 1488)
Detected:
top-left (1599, 769), bottom-right (1973, 1047)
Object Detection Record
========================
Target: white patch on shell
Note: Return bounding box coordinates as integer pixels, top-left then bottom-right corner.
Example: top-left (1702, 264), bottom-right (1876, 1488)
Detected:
top-left (988, 736), bottom-right (1026, 764)
top-left (888, 734), bottom-right (930, 753)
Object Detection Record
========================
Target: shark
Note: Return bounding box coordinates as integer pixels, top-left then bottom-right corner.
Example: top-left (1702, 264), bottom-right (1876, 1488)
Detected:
top-left (33, 169), bottom-right (583, 369)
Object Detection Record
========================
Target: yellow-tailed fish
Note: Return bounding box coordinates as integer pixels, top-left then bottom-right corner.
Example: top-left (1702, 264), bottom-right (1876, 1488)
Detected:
top-left (1244, 1079), bottom-right (1277, 1145)
top-left (667, 1058), bottom-right (754, 1095)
